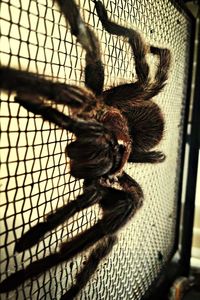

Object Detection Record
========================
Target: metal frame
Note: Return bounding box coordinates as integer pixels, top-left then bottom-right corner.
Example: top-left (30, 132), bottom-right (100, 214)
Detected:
top-left (144, 2), bottom-right (200, 298)
top-left (180, 15), bottom-right (200, 276)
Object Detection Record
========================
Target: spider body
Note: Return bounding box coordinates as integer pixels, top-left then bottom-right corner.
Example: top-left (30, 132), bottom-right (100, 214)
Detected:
top-left (69, 98), bottom-right (132, 178)
top-left (0, 0), bottom-right (171, 299)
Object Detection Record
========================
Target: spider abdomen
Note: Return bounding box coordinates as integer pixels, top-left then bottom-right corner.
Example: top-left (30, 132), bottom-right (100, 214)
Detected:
top-left (122, 101), bottom-right (164, 152)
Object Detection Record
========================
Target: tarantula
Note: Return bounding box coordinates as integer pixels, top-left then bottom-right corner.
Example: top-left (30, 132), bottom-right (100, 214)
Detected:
top-left (0, 0), bottom-right (171, 299)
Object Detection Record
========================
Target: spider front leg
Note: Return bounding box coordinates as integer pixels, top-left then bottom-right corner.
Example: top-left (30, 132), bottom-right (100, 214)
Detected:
top-left (0, 173), bottom-right (143, 299)
top-left (14, 181), bottom-right (102, 252)
top-left (0, 66), bottom-right (93, 108)
top-left (56, 0), bottom-right (104, 95)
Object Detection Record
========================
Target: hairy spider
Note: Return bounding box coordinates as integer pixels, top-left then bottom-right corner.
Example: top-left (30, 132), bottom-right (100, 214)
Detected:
top-left (0, 0), bottom-right (171, 299)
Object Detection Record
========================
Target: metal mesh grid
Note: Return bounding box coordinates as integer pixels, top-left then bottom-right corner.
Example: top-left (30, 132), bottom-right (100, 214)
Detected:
top-left (0, 0), bottom-right (192, 299)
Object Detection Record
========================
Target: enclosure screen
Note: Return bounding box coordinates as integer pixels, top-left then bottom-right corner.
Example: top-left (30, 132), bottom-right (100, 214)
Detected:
top-left (0, 0), bottom-right (192, 299)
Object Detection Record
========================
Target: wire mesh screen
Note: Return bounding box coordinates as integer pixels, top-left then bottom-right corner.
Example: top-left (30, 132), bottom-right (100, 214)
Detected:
top-left (0, 0), bottom-right (192, 299)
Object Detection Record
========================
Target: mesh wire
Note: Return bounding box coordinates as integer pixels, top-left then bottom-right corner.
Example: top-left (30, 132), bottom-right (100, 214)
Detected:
top-left (0, 0), bottom-right (192, 299)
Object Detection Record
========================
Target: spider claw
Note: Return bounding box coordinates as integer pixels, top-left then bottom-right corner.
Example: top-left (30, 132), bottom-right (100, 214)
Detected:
top-left (157, 152), bottom-right (166, 162)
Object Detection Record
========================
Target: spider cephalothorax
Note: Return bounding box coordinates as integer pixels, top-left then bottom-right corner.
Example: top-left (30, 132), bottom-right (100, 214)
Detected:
top-left (0, 0), bottom-right (171, 299)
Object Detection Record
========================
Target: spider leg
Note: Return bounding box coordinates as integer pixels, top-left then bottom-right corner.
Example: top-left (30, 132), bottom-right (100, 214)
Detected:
top-left (103, 48), bottom-right (171, 104)
top-left (94, 0), bottom-right (149, 85)
top-left (93, 1), bottom-right (171, 103)
top-left (0, 66), bottom-right (94, 108)
top-left (56, 0), bottom-right (104, 95)
top-left (14, 93), bottom-right (95, 134)
top-left (15, 181), bottom-right (101, 252)
top-left (0, 176), bottom-right (143, 294)
top-left (128, 150), bottom-right (166, 163)
top-left (12, 91), bottom-right (106, 141)
top-left (61, 235), bottom-right (117, 300)
top-left (147, 46), bottom-right (171, 99)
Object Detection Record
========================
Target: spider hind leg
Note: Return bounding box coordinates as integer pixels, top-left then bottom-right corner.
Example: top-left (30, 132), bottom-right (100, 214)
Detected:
top-left (0, 180), bottom-right (142, 297)
top-left (94, 0), bottom-right (171, 103)
top-left (15, 182), bottom-right (101, 252)
top-left (61, 235), bottom-right (117, 300)
top-left (94, 0), bottom-right (150, 85)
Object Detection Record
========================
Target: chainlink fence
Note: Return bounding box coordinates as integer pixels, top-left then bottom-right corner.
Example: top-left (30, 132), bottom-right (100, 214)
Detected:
top-left (0, 0), bottom-right (193, 299)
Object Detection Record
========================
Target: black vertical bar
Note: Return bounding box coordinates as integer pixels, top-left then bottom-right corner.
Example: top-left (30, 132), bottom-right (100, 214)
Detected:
top-left (173, 15), bottom-right (196, 254)
top-left (180, 18), bottom-right (200, 275)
